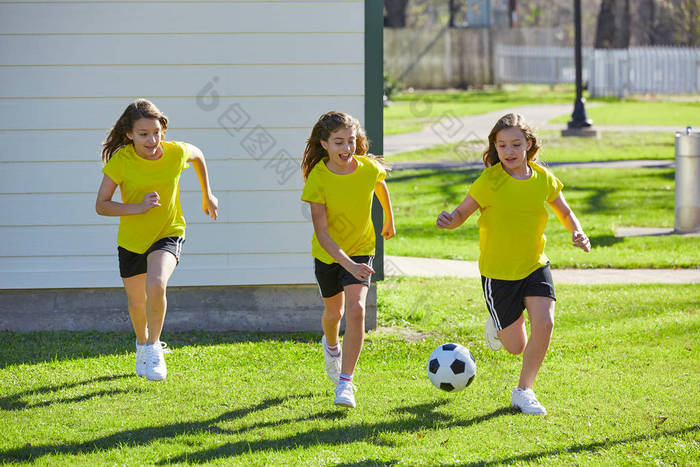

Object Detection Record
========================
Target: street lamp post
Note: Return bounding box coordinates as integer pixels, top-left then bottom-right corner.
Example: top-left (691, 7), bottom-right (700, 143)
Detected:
top-left (563, 0), bottom-right (598, 137)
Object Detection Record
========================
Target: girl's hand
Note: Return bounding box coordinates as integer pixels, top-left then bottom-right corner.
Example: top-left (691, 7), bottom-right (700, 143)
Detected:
top-left (348, 261), bottom-right (376, 282)
top-left (202, 193), bottom-right (219, 220)
top-left (140, 192), bottom-right (161, 212)
top-left (381, 217), bottom-right (395, 240)
top-left (436, 210), bottom-right (455, 229)
top-left (572, 230), bottom-right (591, 252)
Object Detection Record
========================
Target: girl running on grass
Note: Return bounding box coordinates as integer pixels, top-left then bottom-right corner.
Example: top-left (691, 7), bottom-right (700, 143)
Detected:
top-left (301, 111), bottom-right (395, 408)
top-left (96, 99), bottom-right (218, 381)
top-left (436, 113), bottom-right (590, 415)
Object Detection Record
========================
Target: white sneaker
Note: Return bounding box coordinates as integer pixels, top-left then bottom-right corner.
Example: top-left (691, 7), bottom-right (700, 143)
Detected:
top-left (511, 387), bottom-right (547, 415)
top-left (143, 342), bottom-right (169, 381)
top-left (135, 340), bottom-right (147, 377)
top-left (334, 380), bottom-right (357, 408)
top-left (485, 315), bottom-right (503, 351)
top-left (322, 335), bottom-right (341, 384)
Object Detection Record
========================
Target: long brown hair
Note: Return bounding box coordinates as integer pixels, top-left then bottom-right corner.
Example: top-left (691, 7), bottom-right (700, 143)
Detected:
top-left (101, 99), bottom-right (168, 164)
top-left (301, 111), bottom-right (384, 180)
top-left (482, 113), bottom-right (540, 168)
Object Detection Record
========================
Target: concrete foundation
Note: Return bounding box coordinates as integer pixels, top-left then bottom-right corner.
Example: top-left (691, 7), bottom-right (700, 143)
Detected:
top-left (0, 284), bottom-right (377, 333)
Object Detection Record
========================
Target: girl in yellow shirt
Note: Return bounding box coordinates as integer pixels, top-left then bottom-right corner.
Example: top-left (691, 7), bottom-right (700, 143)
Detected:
top-left (96, 99), bottom-right (218, 381)
top-left (301, 111), bottom-right (395, 409)
top-left (436, 113), bottom-right (590, 415)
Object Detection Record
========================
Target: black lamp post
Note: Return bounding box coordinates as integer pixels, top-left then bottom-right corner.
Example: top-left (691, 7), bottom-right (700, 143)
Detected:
top-left (567, 0), bottom-right (593, 129)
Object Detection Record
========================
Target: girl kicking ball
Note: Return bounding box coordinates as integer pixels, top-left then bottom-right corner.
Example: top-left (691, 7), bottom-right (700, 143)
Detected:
top-left (96, 99), bottom-right (218, 381)
top-left (301, 111), bottom-right (395, 408)
top-left (436, 113), bottom-right (590, 415)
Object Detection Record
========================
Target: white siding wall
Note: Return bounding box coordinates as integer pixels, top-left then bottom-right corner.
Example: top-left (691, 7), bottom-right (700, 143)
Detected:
top-left (0, 0), bottom-right (365, 289)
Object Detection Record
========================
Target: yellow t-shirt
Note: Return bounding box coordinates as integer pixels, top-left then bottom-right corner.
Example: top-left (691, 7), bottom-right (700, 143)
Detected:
top-left (468, 161), bottom-right (563, 280)
top-left (102, 141), bottom-right (190, 254)
top-left (301, 155), bottom-right (387, 264)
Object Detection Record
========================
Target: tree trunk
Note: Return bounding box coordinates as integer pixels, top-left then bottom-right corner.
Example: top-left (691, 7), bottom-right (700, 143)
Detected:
top-left (595, 0), bottom-right (616, 48)
top-left (384, 0), bottom-right (408, 28)
top-left (614, 0), bottom-right (630, 48)
top-left (634, 0), bottom-right (656, 45)
top-left (595, 0), bottom-right (631, 48)
top-left (680, 0), bottom-right (699, 46)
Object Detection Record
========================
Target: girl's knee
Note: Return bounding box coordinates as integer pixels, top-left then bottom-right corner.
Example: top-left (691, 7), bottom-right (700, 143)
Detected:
top-left (541, 317), bottom-right (554, 333)
top-left (124, 288), bottom-right (147, 310)
top-left (345, 302), bottom-right (365, 323)
top-left (532, 314), bottom-right (554, 335)
top-left (503, 339), bottom-right (526, 355)
top-left (145, 277), bottom-right (167, 296)
top-left (127, 296), bottom-right (147, 310)
top-left (499, 316), bottom-right (527, 354)
top-left (323, 306), bottom-right (343, 322)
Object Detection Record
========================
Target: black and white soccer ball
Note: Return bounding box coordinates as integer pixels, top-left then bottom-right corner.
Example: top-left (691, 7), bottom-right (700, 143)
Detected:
top-left (426, 343), bottom-right (476, 392)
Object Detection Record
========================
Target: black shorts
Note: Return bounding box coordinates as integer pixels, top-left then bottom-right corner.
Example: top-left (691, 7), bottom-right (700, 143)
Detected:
top-left (118, 236), bottom-right (185, 278)
top-left (481, 263), bottom-right (556, 330)
top-left (314, 256), bottom-right (374, 298)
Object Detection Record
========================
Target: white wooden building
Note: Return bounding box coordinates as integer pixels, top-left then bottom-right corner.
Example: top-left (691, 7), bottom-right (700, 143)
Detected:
top-left (0, 1), bottom-right (384, 331)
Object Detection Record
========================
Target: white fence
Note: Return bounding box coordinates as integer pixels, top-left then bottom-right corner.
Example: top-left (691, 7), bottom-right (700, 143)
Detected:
top-left (495, 44), bottom-right (700, 97)
top-left (589, 47), bottom-right (700, 97)
top-left (494, 45), bottom-right (590, 85)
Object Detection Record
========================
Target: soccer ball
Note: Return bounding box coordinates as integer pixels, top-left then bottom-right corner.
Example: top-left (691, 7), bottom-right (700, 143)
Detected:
top-left (427, 343), bottom-right (476, 392)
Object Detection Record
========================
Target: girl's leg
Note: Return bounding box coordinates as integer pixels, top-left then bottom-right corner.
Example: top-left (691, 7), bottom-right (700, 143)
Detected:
top-left (122, 273), bottom-right (148, 344)
top-left (144, 250), bottom-right (178, 344)
top-left (497, 314), bottom-right (527, 355)
top-left (322, 292), bottom-right (345, 346)
top-left (320, 291), bottom-right (344, 385)
top-left (340, 284), bottom-right (368, 376)
top-left (518, 296), bottom-right (555, 389)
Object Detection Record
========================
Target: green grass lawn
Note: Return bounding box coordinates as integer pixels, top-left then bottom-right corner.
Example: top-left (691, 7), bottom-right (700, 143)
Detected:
top-left (386, 131), bottom-right (674, 164)
top-left (385, 84), bottom-right (576, 135)
top-left (386, 86), bottom-right (700, 136)
top-left (385, 167), bottom-right (699, 268)
top-left (548, 101), bottom-right (700, 127)
top-left (1, 279), bottom-right (698, 465)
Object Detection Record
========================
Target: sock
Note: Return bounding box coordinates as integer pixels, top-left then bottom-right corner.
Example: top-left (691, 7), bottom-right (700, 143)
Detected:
top-left (324, 339), bottom-right (340, 358)
top-left (339, 373), bottom-right (353, 383)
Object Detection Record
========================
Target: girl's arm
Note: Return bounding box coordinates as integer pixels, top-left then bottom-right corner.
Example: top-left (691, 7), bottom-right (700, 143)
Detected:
top-left (374, 180), bottom-right (395, 240)
top-left (548, 193), bottom-right (591, 252)
top-left (309, 202), bottom-right (375, 281)
top-left (436, 194), bottom-right (480, 230)
top-left (186, 143), bottom-right (219, 220)
top-left (95, 174), bottom-right (160, 216)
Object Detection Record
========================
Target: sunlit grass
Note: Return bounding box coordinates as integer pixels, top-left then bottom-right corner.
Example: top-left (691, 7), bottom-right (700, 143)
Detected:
top-left (385, 131), bottom-right (674, 164)
top-left (1, 279), bottom-right (698, 465)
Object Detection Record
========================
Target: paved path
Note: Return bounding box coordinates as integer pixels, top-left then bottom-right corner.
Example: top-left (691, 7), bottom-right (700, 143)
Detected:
top-left (384, 103), bottom-right (680, 156)
top-left (385, 256), bottom-right (700, 284)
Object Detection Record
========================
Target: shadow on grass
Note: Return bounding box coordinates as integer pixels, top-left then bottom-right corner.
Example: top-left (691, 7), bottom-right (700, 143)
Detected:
top-left (4, 389), bottom-right (696, 464)
top-left (0, 373), bottom-right (135, 411)
top-left (333, 461), bottom-right (400, 467)
top-left (0, 331), bottom-right (321, 368)
top-left (568, 186), bottom-right (615, 216)
top-left (0, 392), bottom-right (326, 462)
top-left (388, 168), bottom-right (480, 185)
top-left (588, 234), bottom-right (625, 248)
top-left (451, 425), bottom-right (699, 467)
top-left (154, 403), bottom-right (514, 464)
